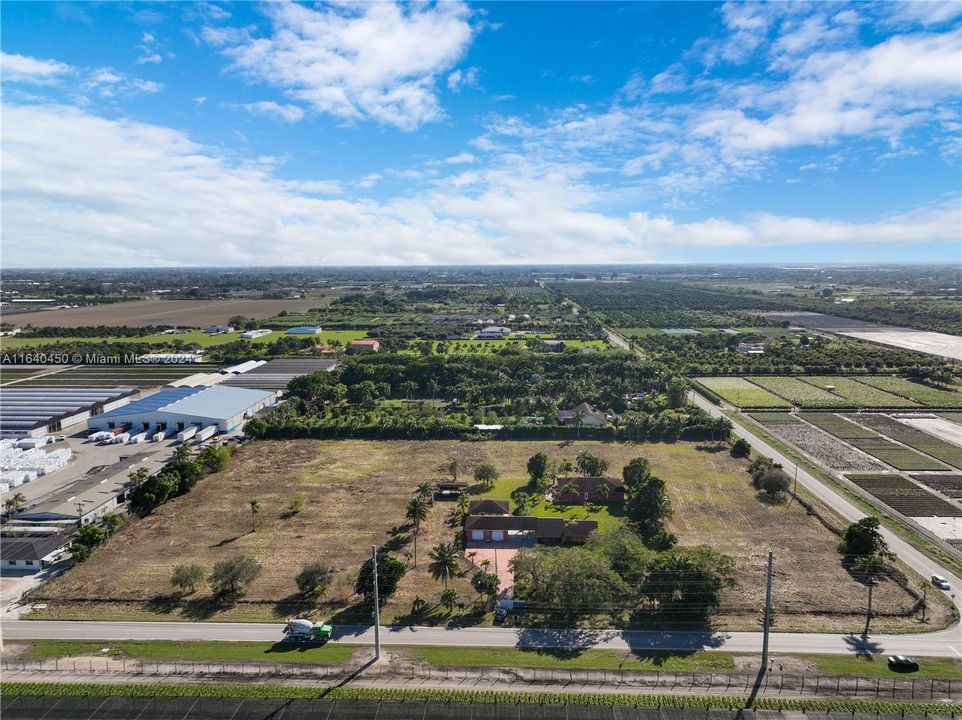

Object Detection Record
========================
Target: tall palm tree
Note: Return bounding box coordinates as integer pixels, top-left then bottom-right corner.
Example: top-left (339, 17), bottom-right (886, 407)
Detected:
top-left (428, 542), bottom-right (459, 588)
top-left (416, 482), bottom-right (434, 501)
top-left (575, 450), bottom-right (592, 475)
top-left (406, 496), bottom-right (430, 567)
top-left (561, 480), bottom-right (580, 500)
top-left (8, 491), bottom-right (27, 514)
top-left (248, 498), bottom-right (260, 533)
top-left (595, 482), bottom-right (611, 503)
top-left (456, 492), bottom-right (470, 520)
top-left (573, 410), bottom-right (585, 438)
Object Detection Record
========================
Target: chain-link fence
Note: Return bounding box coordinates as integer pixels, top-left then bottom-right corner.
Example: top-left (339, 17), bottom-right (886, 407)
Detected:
top-left (2, 658), bottom-right (955, 702)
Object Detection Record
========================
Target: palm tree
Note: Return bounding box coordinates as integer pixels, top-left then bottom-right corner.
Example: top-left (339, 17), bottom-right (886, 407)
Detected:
top-left (456, 492), bottom-right (470, 520)
top-left (400, 380), bottom-right (419, 402)
top-left (416, 482), bottom-right (434, 501)
top-left (575, 449), bottom-right (592, 475)
top-left (427, 378), bottom-right (440, 401)
top-left (406, 496), bottom-right (430, 567)
top-left (595, 482), bottom-right (611, 503)
top-left (428, 542), bottom-right (459, 588)
top-left (561, 480), bottom-right (580, 500)
top-left (248, 498), bottom-right (260, 533)
top-left (5, 491), bottom-right (27, 515)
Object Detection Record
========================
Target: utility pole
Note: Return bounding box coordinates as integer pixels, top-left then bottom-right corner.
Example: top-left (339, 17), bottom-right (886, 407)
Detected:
top-left (761, 551), bottom-right (774, 674)
top-left (371, 545), bottom-right (381, 662)
top-left (863, 582), bottom-right (874, 636)
top-left (921, 586), bottom-right (927, 623)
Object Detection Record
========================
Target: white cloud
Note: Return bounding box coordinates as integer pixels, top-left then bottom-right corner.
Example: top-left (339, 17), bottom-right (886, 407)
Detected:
top-left (137, 51), bottom-right (162, 65)
top-left (205, 1), bottom-right (476, 131)
top-left (193, 96), bottom-right (207, 105)
top-left (447, 66), bottom-right (480, 92)
top-left (239, 101), bottom-right (305, 122)
top-left (3, 103), bottom-right (957, 268)
top-left (1, 52), bottom-right (73, 84)
top-left (444, 152), bottom-right (475, 165)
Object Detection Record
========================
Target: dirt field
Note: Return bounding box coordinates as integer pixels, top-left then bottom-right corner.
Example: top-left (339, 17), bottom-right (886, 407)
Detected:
top-left (5, 299), bottom-right (329, 328)
top-left (31, 439), bottom-right (950, 632)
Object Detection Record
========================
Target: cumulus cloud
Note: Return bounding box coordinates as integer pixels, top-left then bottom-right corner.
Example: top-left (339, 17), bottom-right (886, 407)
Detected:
top-left (447, 66), bottom-right (480, 92)
top-left (1, 52), bottom-right (73, 84)
top-left (205, 1), bottom-right (476, 130)
top-left (3, 103), bottom-right (957, 268)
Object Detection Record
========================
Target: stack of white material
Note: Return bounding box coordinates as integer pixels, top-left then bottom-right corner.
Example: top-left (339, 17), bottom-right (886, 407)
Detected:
top-left (0, 446), bottom-right (72, 477)
top-left (111, 433), bottom-right (130, 444)
top-left (16, 437), bottom-right (49, 449)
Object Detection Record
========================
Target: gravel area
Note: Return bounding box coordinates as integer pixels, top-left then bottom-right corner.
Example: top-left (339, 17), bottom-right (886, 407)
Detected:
top-left (762, 421), bottom-right (887, 472)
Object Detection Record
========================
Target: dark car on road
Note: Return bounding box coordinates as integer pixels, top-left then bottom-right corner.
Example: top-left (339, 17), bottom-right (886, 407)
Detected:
top-left (887, 655), bottom-right (920, 672)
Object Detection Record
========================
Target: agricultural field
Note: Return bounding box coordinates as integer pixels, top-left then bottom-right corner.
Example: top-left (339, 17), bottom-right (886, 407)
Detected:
top-left (846, 474), bottom-right (962, 518)
top-left (12, 364), bottom-right (223, 388)
top-left (693, 377), bottom-right (790, 408)
top-left (910, 474), bottom-right (962, 499)
top-left (430, 338), bottom-right (608, 355)
top-left (855, 377), bottom-right (962, 408)
top-left (844, 437), bottom-right (948, 472)
top-left (752, 415), bottom-right (885, 472)
top-left (0, 367), bottom-right (46, 385)
top-left (4, 299), bottom-right (328, 328)
top-left (0, 329), bottom-right (369, 350)
top-left (941, 413), bottom-right (962, 425)
top-left (795, 377), bottom-right (920, 408)
top-left (28, 439), bottom-right (939, 632)
top-left (848, 415), bottom-right (962, 469)
top-left (746, 412), bottom-right (798, 424)
top-left (800, 414), bottom-right (876, 440)
top-left (747, 377), bottom-right (851, 409)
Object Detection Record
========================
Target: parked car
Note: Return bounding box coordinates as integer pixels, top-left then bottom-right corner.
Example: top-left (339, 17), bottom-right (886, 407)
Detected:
top-left (887, 656), bottom-right (920, 672)
top-left (931, 575), bottom-right (951, 590)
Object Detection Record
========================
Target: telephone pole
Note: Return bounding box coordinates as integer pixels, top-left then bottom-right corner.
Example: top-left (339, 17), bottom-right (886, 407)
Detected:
top-left (371, 545), bottom-right (381, 662)
top-left (921, 586), bottom-right (927, 623)
top-left (863, 582), bottom-right (874, 636)
top-left (761, 551), bottom-right (774, 674)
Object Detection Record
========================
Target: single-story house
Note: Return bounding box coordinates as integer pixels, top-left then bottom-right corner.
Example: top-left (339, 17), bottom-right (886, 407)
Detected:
top-left (556, 402), bottom-right (608, 427)
top-left (736, 342), bottom-right (765, 355)
top-left (477, 326), bottom-right (512, 339)
top-left (464, 515), bottom-right (597, 544)
top-left (468, 499), bottom-right (510, 515)
top-left (1, 534), bottom-right (72, 570)
top-left (550, 477), bottom-right (626, 505)
top-left (349, 339), bottom-right (380, 352)
top-left (543, 340), bottom-right (566, 352)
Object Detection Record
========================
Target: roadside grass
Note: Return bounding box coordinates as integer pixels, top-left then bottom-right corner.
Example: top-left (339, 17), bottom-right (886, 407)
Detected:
top-left (13, 640), bottom-right (358, 665)
top-left (405, 646), bottom-right (736, 671)
top-left (799, 654), bottom-right (962, 681)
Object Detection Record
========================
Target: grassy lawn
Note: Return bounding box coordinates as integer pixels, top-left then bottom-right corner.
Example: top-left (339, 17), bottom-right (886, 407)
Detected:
top-left (13, 640), bottom-right (359, 665)
top-left (801, 654), bottom-right (962, 681)
top-left (405, 646), bottom-right (736, 671)
top-left (477, 476), bottom-right (626, 531)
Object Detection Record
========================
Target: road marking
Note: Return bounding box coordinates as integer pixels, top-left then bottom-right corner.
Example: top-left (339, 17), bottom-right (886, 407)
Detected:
top-left (951, 646), bottom-right (962, 658)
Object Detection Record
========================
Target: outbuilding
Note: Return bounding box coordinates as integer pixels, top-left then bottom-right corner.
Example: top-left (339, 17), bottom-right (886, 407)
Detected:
top-left (287, 326), bottom-right (323, 335)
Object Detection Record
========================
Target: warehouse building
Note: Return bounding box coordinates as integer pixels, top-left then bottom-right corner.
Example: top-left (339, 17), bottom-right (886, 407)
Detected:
top-left (240, 329), bottom-right (272, 340)
top-left (287, 326), bottom-right (323, 335)
top-left (222, 358), bottom-right (338, 392)
top-left (0, 387), bottom-right (137, 438)
top-left (85, 385), bottom-right (276, 435)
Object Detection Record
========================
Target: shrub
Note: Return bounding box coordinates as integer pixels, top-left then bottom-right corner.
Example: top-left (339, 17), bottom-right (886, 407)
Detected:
top-left (354, 554), bottom-right (407, 606)
top-left (473, 463), bottom-right (499, 490)
top-left (758, 469), bottom-right (790, 496)
top-left (730, 438), bottom-right (751, 457)
top-left (208, 554), bottom-right (262, 596)
top-left (295, 562), bottom-right (333, 597)
top-left (170, 564), bottom-right (205, 594)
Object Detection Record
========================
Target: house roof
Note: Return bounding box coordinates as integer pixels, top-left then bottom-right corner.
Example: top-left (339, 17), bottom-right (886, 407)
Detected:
top-left (0, 534), bottom-right (71, 562)
top-left (557, 402), bottom-right (607, 422)
top-left (556, 477), bottom-right (625, 495)
top-left (464, 515), bottom-right (598, 539)
top-left (468, 499), bottom-right (510, 515)
top-left (350, 339), bottom-right (379, 345)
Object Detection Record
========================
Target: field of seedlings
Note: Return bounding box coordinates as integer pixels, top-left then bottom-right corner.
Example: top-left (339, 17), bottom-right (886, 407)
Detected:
top-left (795, 377), bottom-right (920, 408)
top-left (855, 377), bottom-right (962, 408)
top-left (751, 414), bottom-right (885, 472)
top-left (694, 377), bottom-right (790, 408)
top-left (849, 414), bottom-right (962, 470)
top-left (748, 377), bottom-right (850, 408)
top-left (846, 474), bottom-right (962, 518)
top-left (800, 414), bottom-right (876, 440)
top-left (910, 474), bottom-right (962, 499)
top-left (13, 364), bottom-right (222, 388)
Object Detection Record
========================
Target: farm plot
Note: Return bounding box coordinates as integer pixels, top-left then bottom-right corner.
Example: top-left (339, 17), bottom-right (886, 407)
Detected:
top-left (747, 377), bottom-right (850, 408)
top-left (796, 377), bottom-right (920, 408)
top-left (14, 364), bottom-right (222, 388)
top-left (800, 413), bottom-right (876, 440)
top-left (940, 413), bottom-right (962, 425)
top-left (847, 415), bottom-right (962, 470)
top-left (855, 377), bottom-right (962, 409)
top-left (694, 377), bottom-right (790, 408)
top-left (747, 412), bottom-right (799, 424)
top-left (846, 474), bottom-right (962, 518)
top-left (753, 416), bottom-right (885, 472)
top-left (910, 474), bottom-right (962, 499)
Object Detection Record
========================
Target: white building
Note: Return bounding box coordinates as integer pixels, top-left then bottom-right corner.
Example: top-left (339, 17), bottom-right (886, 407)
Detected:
top-left (240, 329), bottom-right (273, 340)
top-left (286, 326), bottom-right (323, 335)
top-left (205, 326), bottom-right (234, 335)
top-left (477, 326), bottom-right (512, 339)
top-left (86, 385), bottom-right (277, 435)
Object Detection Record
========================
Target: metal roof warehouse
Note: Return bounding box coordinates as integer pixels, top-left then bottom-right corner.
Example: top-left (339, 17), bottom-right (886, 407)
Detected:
top-left (0, 387), bottom-right (137, 438)
top-left (86, 385), bottom-right (276, 434)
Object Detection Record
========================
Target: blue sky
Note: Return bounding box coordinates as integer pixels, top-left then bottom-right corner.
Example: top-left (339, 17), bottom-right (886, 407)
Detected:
top-left (2, 1), bottom-right (960, 267)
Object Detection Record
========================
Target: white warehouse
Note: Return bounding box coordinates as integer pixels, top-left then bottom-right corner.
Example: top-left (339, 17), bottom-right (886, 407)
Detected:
top-left (86, 385), bottom-right (276, 436)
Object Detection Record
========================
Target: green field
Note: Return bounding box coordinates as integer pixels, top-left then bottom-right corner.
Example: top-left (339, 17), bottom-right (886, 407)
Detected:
top-left (855, 377), bottom-right (962, 409)
top-left (795, 377), bottom-right (920, 408)
top-left (852, 414), bottom-right (962, 470)
top-left (846, 438), bottom-right (948, 472)
top-left (801, 414), bottom-right (877, 440)
top-left (694, 377), bottom-right (791, 408)
top-left (432, 338), bottom-right (608, 354)
top-left (941, 413), bottom-right (962, 425)
top-left (1, 329), bottom-right (368, 349)
top-left (846, 474), bottom-right (962, 517)
top-left (748, 377), bottom-right (850, 408)
top-left (747, 412), bottom-right (799, 424)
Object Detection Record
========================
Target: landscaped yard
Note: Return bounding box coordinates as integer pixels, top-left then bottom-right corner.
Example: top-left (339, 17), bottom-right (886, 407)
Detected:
top-left (29, 439), bottom-right (948, 632)
top-left (694, 377), bottom-right (790, 408)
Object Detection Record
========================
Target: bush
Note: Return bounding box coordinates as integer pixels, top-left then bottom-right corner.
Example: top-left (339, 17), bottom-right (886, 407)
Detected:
top-left (841, 516), bottom-right (889, 557)
top-left (354, 554), bottom-right (407, 606)
top-left (526, 452), bottom-right (549, 481)
top-left (285, 495), bottom-right (306, 516)
top-left (758, 469), bottom-right (790, 496)
top-left (473, 463), bottom-right (499, 490)
top-left (730, 438), bottom-right (751, 458)
top-left (208, 554), bottom-right (262, 596)
top-left (295, 562), bottom-right (333, 597)
top-left (170, 564), bottom-right (205, 594)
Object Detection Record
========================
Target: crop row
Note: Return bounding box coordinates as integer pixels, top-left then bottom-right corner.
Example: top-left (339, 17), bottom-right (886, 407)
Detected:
top-left (2, 682), bottom-right (959, 715)
top-left (796, 376), bottom-right (919, 408)
top-left (694, 377), bottom-right (790, 408)
top-left (910, 474), bottom-right (962, 499)
top-left (846, 474), bottom-right (962, 517)
top-left (801, 413), bottom-right (876, 440)
top-left (849, 414), bottom-right (962, 470)
top-left (856, 377), bottom-right (962, 408)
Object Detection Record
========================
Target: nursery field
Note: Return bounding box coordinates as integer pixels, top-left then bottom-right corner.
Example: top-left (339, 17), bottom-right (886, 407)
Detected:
top-left (747, 377), bottom-right (850, 409)
top-left (849, 414), bottom-right (962, 470)
top-left (800, 414), bottom-right (876, 440)
top-left (845, 474), bottom-right (962, 518)
top-left (845, 437), bottom-right (948, 472)
top-left (13, 364), bottom-right (223, 388)
top-left (694, 377), bottom-right (790, 408)
top-left (795, 377), bottom-right (920, 408)
top-left (751, 414), bottom-right (885, 472)
top-left (910, 474), bottom-right (962, 499)
top-left (855, 377), bottom-right (962, 408)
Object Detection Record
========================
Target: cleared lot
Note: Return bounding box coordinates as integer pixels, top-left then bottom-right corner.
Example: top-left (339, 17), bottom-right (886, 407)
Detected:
top-left (29, 439), bottom-right (939, 632)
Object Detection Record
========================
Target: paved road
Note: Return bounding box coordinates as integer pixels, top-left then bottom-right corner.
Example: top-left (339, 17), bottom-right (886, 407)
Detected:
top-left (604, 328), bottom-right (630, 351)
top-left (3, 619), bottom-right (961, 657)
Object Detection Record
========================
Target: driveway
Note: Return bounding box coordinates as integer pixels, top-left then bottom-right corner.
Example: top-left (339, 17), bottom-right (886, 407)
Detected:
top-left (465, 540), bottom-right (533, 593)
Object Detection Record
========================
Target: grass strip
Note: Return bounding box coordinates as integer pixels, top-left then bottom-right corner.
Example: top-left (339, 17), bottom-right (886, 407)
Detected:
top-left (3, 682), bottom-right (960, 714)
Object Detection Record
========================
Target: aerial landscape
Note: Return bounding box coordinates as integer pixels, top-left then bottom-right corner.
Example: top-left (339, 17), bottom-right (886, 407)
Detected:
top-left (1, 2), bottom-right (960, 719)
